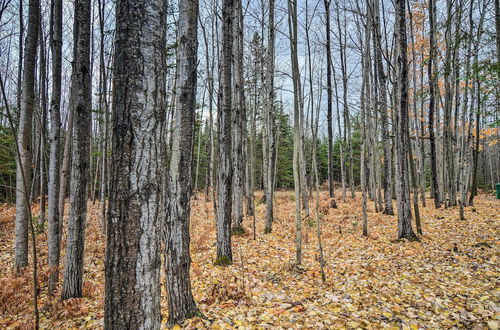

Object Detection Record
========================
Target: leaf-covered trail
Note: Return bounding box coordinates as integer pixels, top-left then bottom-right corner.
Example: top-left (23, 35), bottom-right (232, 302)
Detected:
top-left (0, 192), bottom-right (498, 329)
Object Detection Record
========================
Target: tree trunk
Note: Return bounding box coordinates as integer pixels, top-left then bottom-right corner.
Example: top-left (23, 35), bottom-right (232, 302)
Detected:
top-left (215, 0), bottom-right (234, 265)
top-left (372, 0), bottom-right (393, 215)
top-left (324, 0), bottom-right (334, 199)
top-left (47, 0), bottom-right (62, 295)
top-left (38, 28), bottom-right (48, 228)
top-left (98, 0), bottom-right (109, 233)
top-left (231, 0), bottom-right (245, 233)
top-left (61, 0), bottom-right (91, 300)
top-left (58, 106), bottom-right (74, 242)
top-left (428, 0), bottom-right (441, 208)
top-left (164, 0), bottom-right (200, 324)
top-left (104, 0), bottom-right (165, 327)
top-left (395, 0), bottom-right (417, 240)
top-left (264, 0), bottom-right (276, 234)
top-left (15, 0), bottom-right (40, 271)
top-left (288, 0), bottom-right (303, 265)
top-left (332, 64), bottom-right (346, 203)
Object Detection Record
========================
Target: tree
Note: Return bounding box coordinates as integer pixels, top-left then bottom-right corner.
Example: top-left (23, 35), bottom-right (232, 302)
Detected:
top-left (428, 0), bottom-right (441, 208)
top-left (15, 0), bottom-right (40, 272)
top-left (215, 0), bottom-right (234, 265)
top-left (61, 0), bottom-right (92, 299)
top-left (288, 0), bottom-right (304, 265)
top-left (164, 0), bottom-right (200, 325)
top-left (264, 0), bottom-right (276, 233)
top-left (324, 0), bottom-right (335, 199)
top-left (231, 0), bottom-right (245, 233)
top-left (104, 0), bottom-right (165, 327)
top-left (47, 0), bottom-right (62, 295)
top-left (395, 0), bottom-right (417, 240)
top-left (371, 0), bottom-right (393, 215)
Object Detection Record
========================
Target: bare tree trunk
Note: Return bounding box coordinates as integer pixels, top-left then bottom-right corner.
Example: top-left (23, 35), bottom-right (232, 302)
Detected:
top-left (332, 64), bottom-right (346, 203)
top-left (407, 2), bottom-right (422, 234)
top-left (395, 0), bottom-right (417, 240)
top-left (15, 0), bottom-right (40, 271)
top-left (61, 0), bottom-right (91, 299)
top-left (215, 0), bottom-right (234, 265)
top-left (469, 86), bottom-right (481, 206)
top-left (428, 0), bottom-right (441, 208)
top-left (311, 72), bottom-right (325, 282)
top-left (98, 0), bottom-right (109, 233)
top-left (194, 88), bottom-right (206, 193)
top-left (47, 0), bottom-right (63, 295)
top-left (288, 0), bottom-right (303, 265)
top-left (360, 46), bottom-right (368, 237)
top-left (231, 0), bottom-right (245, 233)
top-left (104, 0), bottom-right (166, 327)
top-left (371, 0), bottom-right (393, 215)
top-left (458, 1), bottom-right (474, 219)
top-left (264, 0), bottom-right (276, 234)
top-left (38, 28), bottom-right (48, 228)
top-left (164, 0), bottom-right (200, 324)
top-left (200, 15), bottom-right (216, 203)
top-left (16, 0), bottom-right (23, 123)
top-left (324, 0), bottom-right (334, 199)
top-left (335, 0), bottom-right (352, 201)
top-left (58, 106), bottom-right (74, 242)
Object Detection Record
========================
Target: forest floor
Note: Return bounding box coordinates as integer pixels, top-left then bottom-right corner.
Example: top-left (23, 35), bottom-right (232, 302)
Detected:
top-left (0, 191), bottom-right (499, 329)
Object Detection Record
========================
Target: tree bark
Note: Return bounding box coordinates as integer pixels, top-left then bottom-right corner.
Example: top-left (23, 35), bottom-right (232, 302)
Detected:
top-left (428, 0), bottom-right (441, 208)
top-left (97, 0), bottom-right (109, 233)
top-left (231, 0), bottom-right (245, 232)
top-left (324, 0), bottom-right (334, 199)
top-left (15, 0), bottom-right (39, 271)
top-left (61, 0), bottom-right (92, 300)
top-left (395, 0), bottom-right (417, 240)
top-left (216, 0), bottom-right (234, 265)
top-left (264, 0), bottom-right (275, 234)
top-left (164, 0), bottom-right (200, 325)
top-left (372, 0), bottom-right (393, 215)
top-left (104, 0), bottom-right (165, 327)
top-left (47, 0), bottom-right (62, 295)
top-left (288, 0), bottom-right (303, 265)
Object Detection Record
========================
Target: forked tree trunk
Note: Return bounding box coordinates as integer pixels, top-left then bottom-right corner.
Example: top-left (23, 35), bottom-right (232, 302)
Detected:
top-left (104, 0), bottom-right (165, 327)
